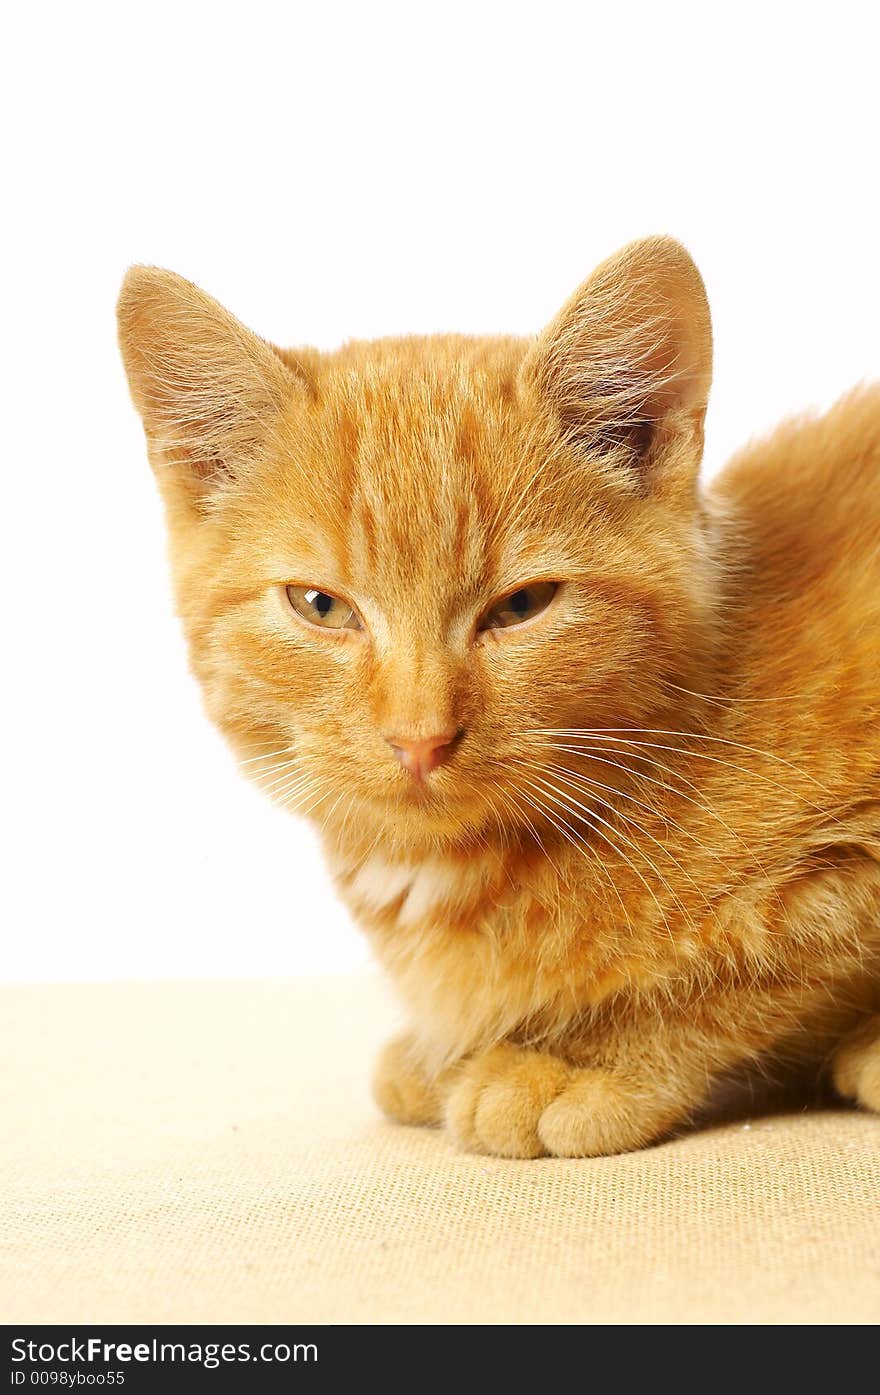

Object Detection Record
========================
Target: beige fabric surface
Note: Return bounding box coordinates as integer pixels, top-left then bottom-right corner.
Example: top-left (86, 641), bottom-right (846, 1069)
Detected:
top-left (2, 972), bottom-right (879, 1325)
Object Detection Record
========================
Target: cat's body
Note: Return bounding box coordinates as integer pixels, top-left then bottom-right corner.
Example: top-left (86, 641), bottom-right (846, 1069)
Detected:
top-left (118, 239), bottom-right (880, 1156)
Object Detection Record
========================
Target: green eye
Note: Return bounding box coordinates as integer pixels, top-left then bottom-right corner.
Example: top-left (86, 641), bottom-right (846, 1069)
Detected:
top-left (480, 581), bottom-right (558, 630)
top-left (286, 585), bottom-right (362, 631)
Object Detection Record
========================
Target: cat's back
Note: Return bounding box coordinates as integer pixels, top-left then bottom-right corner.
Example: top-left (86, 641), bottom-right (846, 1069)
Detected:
top-left (705, 387), bottom-right (880, 791)
top-left (709, 386), bottom-right (880, 656)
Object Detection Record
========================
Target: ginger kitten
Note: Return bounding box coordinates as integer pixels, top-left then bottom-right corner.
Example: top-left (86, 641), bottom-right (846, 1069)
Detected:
top-left (117, 238), bottom-right (880, 1157)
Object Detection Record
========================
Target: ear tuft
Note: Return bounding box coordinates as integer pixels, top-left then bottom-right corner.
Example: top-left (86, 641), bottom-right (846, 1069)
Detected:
top-left (117, 267), bottom-right (300, 495)
top-left (523, 236), bottom-right (712, 491)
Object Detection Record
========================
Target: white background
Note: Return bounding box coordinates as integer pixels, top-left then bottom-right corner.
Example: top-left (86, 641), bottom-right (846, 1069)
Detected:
top-left (4, 2), bottom-right (878, 983)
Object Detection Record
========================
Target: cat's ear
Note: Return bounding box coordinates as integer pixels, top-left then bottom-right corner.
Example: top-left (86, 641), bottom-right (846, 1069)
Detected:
top-left (522, 237), bottom-right (712, 494)
top-left (117, 267), bottom-right (301, 501)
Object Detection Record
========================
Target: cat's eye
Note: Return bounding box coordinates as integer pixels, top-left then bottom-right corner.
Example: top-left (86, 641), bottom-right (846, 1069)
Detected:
top-left (479, 581), bottom-right (558, 631)
top-left (286, 584), bottom-right (362, 631)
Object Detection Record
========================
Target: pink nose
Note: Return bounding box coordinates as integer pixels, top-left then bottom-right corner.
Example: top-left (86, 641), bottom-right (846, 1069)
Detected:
top-left (387, 730), bottom-right (459, 781)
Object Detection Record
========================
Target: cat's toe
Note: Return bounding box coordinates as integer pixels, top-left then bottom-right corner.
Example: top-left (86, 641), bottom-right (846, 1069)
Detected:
top-left (536, 1071), bottom-right (627, 1157)
top-left (470, 1078), bottom-right (548, 1158)
top-left (445, 1046), bottom-right (572, 1158)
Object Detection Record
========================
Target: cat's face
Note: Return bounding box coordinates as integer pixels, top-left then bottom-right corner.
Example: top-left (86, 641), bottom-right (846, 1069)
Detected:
top-left (119, 238), bottom-right (713, 853)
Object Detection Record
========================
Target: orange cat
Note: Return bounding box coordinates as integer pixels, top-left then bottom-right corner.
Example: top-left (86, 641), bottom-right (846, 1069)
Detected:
top-left (117, 238), bottom-right (880, 1157)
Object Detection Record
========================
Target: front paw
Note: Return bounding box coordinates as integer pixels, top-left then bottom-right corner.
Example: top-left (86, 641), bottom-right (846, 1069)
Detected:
top-left (444, 1045), bottom-right (656, 1159)
top-left (372, 1033), bottom-right (443, 1127)
top-left (832, 1016), bottom-right (880, 1112)
top-left (444, 1045), bottom-right (573, 1158)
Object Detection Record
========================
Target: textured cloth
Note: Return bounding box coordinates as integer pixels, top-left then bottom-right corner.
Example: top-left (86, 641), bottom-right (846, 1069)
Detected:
top-left (2, 973), bottom-right (879, 1325)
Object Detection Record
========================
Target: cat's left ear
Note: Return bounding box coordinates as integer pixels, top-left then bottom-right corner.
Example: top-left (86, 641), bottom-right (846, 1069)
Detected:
top-left (117, 267), bottom-right (302, 504)
top-left (521, 236), bottom-right (712, 496)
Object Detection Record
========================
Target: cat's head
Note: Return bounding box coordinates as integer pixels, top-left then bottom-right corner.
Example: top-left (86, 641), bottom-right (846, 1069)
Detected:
top-left (118, 237), bottom-right (714, 855)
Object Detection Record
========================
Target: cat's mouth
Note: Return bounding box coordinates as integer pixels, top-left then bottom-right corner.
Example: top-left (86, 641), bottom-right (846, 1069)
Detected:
top-left (379, 764), bottom-right (504, 840)
top-left (394, 774), bottom-right (452, 808)
top-left (323, 762), bottom-right (479, 836)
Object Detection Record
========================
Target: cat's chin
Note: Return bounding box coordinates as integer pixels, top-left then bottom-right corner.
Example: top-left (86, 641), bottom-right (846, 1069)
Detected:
top-left (316, 781), bottom-right (503, 855)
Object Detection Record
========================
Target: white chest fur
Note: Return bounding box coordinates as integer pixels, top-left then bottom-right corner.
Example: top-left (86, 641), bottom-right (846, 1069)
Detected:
top-left (346, 854), bottom-right (468, 927)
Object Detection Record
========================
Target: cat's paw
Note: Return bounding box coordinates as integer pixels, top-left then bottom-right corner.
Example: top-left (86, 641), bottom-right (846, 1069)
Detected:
top-left (444, 1045), bottom-right (574, 1158)
top-left (832, 1017), bottom-right (880, 1112)
top-left (536, 1072), bottom-right (650, 1157)
top-left (372, 1033), bottom-right (443, 1127)
top-left (444, 1045), bottom-right (660, 1158)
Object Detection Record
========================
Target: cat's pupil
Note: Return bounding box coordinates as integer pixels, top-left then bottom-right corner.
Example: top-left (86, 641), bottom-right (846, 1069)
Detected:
top-left (510, 589), bottom-right (530, 616)
top-left (309, 591), bottom-right (333, 617)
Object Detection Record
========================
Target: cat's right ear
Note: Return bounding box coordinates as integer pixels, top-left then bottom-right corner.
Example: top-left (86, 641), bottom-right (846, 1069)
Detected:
top-left (117, 268), bottom-right (302, 504)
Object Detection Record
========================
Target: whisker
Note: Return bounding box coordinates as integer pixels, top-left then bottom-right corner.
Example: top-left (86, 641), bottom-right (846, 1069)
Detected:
top-left (507, 778), bottom-right (577, 884)
top-left (531, 727), bottom-right (835, 799)
top-left (461, 776), bottom-right (518, 860)
top-left (543, 758), bottom-right (753, 931)
top-left (524, 766), bottom-right (705, 948)
top-left (237, 744), bottom-right (297, 767)
top-left (534, 759), bottom-right (719, 916)
top-left (282, 779), bottom-right (334, 821)
top-left (662, 679), bottom-right (822, 706)
top-left (537, 740), bottom-right (770, 874)
top-left (254, 764), bottom-right (307, 799)
top-left (539, 757), bottom-right (704, 849)
top-left (538, 732), bottom-right (832, 814)
top-left (519, 769), bottom-right (680, 949)
top-left (511, 774), bottom-right (629, 930)
top-left (247, 755), bottom-right (300, 784)
top-left (328, 789), bottom-right (358, 847)
top-left (320, 786), bottom-right (355, 830)
top-left (515, 772), bottom-right (650, 947)
top-left (265, 767), bottom-right (320, 806)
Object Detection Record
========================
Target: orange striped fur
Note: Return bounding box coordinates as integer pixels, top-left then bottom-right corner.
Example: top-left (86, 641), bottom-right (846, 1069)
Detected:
top-left (118, 238), bottom-right (880, 1157)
